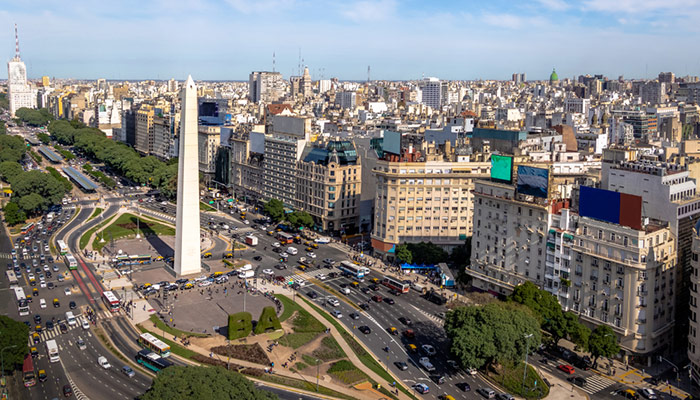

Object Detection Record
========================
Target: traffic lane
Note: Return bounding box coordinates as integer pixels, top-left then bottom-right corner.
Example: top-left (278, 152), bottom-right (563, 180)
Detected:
top-left (29, 342), bottom-right (70, 400)
top-left (63, 324), bottom-right (149, 399)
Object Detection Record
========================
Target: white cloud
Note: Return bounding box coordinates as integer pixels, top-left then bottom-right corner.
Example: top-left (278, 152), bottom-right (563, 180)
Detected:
top-left (535, 0), bottom-right (570, 11)
top-left (224, 0), bottom-right (296, 14)
top-left (582, 0), bottom-right (700, 13)
top-left (339, 0), bottom-right (398, 23)
top-left (482, 13), bottom-right (549, 29)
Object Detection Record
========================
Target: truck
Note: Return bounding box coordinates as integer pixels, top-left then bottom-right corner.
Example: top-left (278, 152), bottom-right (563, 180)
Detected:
top-left (419, 357), bottom-right (435, 372)
top-left (45, 339), bottom-right (59, 363)
top-left (245, 235), bottom-right (258, 246)
top-left (411, 282), bottom-right (427, 294)
top-left (238, 270), bottom-right (254, 279)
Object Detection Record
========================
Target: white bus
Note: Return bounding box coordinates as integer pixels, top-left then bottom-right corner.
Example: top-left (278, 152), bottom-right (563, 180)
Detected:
top-left (56, 240), bottom-right (68, 256)
top-left (102, 291), bottom-right (121, 313)
top-left (338, 261), bottom-right (370, 279)
top-left (45, 340), bottom-right (59, 363)
top-left (64, 254), bottom-right (78, 270)
top-left (6, 270), bottom-right (19, 288)
top-left (138, 332), bottom-right (171, 357)
top-left (13, 287), bottom-right (29, 316)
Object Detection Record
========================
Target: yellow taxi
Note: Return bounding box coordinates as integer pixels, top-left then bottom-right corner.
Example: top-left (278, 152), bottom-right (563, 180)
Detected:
top-left (351, 281), bottom-right (360, 288)
top-left (38, 369), bottom-right (47, 382)
top-left (305, 247), bottom-right (314, 252)
top-left (223, 252), bottom-right (233, 259)
top-left (32, 333), bottom-right (40, 344)
top-left (143, 283), bottom-right (152, 289)
top-left (53, 298), bottom-right (60, 307)
top-left (298, 265), bottom-right (307, 271)
top-left (388, 327), bottom-right (398, 335)
top-left (26, 293), bottom-right (32, 302)
top-left (370, 278), bottom-right (379, 284)
top-left (32, 288), bottom-right (39, 296)
top-left (407, 344), bottom-right (417, 353)
top-left (213, 271), bottom-right (224, 277)
top-left (35, 324), bottom-right (42, 333)
top-left (310, 243), bottom-right (319, 249)
top-left (267, 231), bottom-right (275, 236)
top-left (202, 252), bottom-right (212, 259)
top-left (30, 347), bottom-right (38, 358)
top-left (154, 256), bottom-right (164, 261)
top-left (183, 283), bottom-right (194, 290)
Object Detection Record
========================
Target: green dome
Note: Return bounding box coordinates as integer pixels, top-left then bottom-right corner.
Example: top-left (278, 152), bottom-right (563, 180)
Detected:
top-left (549, 68), bottom-right (559, 83)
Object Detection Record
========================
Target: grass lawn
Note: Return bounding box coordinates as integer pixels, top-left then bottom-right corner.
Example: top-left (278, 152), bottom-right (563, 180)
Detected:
top-left (327, 360), bottom-right (370, 385)
top-left (292, 361), bottom-right (308, 372)
top-left (302, 354), bottom-right (321, 366)
top-left (200, 202), bottom-right (215, 212)
top-left (275, 294), bottom-right (326, 349)
top-left (88, 207), bottom-right (103, 222)
top-left (311, 336), bottom-right (346, 361)
top-left (148, 314), bottom-right (208, 339)
top-left (79, 213), bottom-right (117, 249)
top-left (489, 362), bottom-right (549, 399)
top-left (93, 213), bottom-right (175, 251)
top-left (278, 332), bottom-right (321, 349)
top-left (275, 294), bottom-right (303, 322)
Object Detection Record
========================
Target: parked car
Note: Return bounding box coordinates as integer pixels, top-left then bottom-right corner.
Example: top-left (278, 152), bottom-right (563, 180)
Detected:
top-left (557, 364), bottom-right (575, 374)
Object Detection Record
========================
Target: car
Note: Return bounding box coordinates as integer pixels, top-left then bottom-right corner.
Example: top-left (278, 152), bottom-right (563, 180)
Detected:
top-left (307, 252), bottom-right (316, 258)
top-left (358, 325), bottom-right (371, 334)
top-left (431, 375), bottom-right (446, 384)
top-left (349, 312), bottom-right (360, 320)
top-left (98, 356), bottom-right (111, 369)
top-left (394, 361), bottom-right (408, 370)
top-left (403, 329), bottom-right (415, 338)
top-left (496, 394), bottom-right (515, 400)
top-left (58, 274), bottom-right (64, 282)
top-left (419, 357), bottom-right (435, 372)
top-left (568, 376), bottom-right (587, 387)
top-left (359, 303), bottom-right (370, 311)
top-left (253, 256), bottom-right (262, 261)
top-left (331, 310), bottom-right (342, 318)
top-left (53, 298), bottom-right (60, 307)
top-left (262, 269), bottom-right (274, 275)
top-left (52, 264), bottom-right (59, 272)
top-left (122, 366), bottom-right (136, 378)
top-left (33, 314), bottom-right (41, 324)
top-left (199, 280), bottom-right (212, 287)
top-left (414, 383), bottom-right (430, 394)
top-left (69, 301), bottom-right (76, 309)
top-left (477, 388), bottom-right (496, 398)
top-left (399, 316), bottom-right (412, 325)
top-left (447, 359), bottom-right (459, 369)
top-left (360, 287), bottom-right (370, 294)
top-left (316, 273), bottom-right (327, 280)
top-left (38, 369), bottom-right (47, 382)
top-left (307, 291), bottom-right (318, 299)
top-left (466, 367), bottom-right (478, 375)
top-left (614, 389), bottom-right (639, 399)
top-left (323, 258), bottom-right (334, 265)
top-left (43, 264), bottom-right (50, 272)
top-left (59, 323), bottom-right (67, 334)
top-left (64, 288), bottom-right (71, 296)
top-left (557, 364), bottom-right (575, 374)
top-left (32, 333), bottom-right (40, 344)
top-left (81, 318), bottom-right (88, 329)
top-left (457, 382), bottom-right (472, 392)
top-left (327, 297), bottom-right (340, 307)
top-left (76, 337), bottom-right (86, 350)
top-left (422, 344), bottom-right (437, 356)
top-left (39, 298), bottom-right (46, 309)
top-left (46, 321), bottom-right (54, 330)
top-left (369, 284), bottom-right (379, 291)
top-left (384, 297), bottom-right (395, 305)
top-left (639, 388), bottom-right (658, 399)
top-left (63, 384), bottom-right (73, 397)
top-left (28, 273), bottom-right (35, 280)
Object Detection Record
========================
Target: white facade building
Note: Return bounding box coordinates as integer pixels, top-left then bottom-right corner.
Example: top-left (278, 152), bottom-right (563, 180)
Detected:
top-left (7, 25), bottom-right (35, 116)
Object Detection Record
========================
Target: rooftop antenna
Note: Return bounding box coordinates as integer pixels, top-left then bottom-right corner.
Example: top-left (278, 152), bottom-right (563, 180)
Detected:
top-left (367, 65), bottom-right (370, 83)
top-left (298, 48), bottom-right (301, 76)
top-left (14, 23), bottom-right (20, 59)
top-left (272, 51), bottom-right (276, 73)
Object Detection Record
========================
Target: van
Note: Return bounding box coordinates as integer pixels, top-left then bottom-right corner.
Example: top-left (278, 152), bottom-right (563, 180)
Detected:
top-left (97, 356), bottom-right (111, 369)
top-left (476, 388), bottom-right (496, 399)
top-left (238, 270), bottom-right (254, 279)
top-left (287, 247), bottom-right (298, 255)
top-left (239, 264), bottom-right (253, 272)
top-left (65, 311), bottom-right (77, 326)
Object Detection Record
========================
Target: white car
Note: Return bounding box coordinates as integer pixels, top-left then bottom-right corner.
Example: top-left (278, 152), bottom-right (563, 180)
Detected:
top-left (97, 356), bottom-right (111, 369)
top-left (272, 242), bottom-right (281, 248)
top-left (40, 280), bottom-right (47, 288)
top-left (198, 280), bottom-right (212, 287)
top-left (421, 344), bottom-right (436, 356)
top-left (262, 269), bottom-right (274, 275)
top-left (244, 220), bottom-right (250, 225)
top-left (327, 297), bottom-right (340, 307)
top-left (28, 273), bottom-right (35, 280)
top-left (194, 275), bottom-right (207, 282)
top-left (316, 273), bottom-right (327, 281)
top-left (43, 265), bottom-right (50, 272)
top-left (82, 319), bottom-right (90, 330)
top-left (466, 367), bottom-right (477, 375)
top-left (639, 388), bottom-right (658, 400)
top-left (40, 298), bottom-right (46, 309)
top-left (331, 310), bottom-right (342, 318)
top-left (307, 252), bottom-right (316, 258)
top-left (64, 288), bottom-right (71, 296)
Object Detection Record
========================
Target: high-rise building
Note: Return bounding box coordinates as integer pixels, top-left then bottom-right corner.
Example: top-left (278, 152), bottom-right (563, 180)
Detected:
top-left (134, 104), bottom-right (155, 155)
top-left (41, 76), bottom-right (50, 87)
top-left (7, 24), bottom-right (35, 116)
top-left (659, 72), bottom-right (675, 84)
top-left (336, 91), bottom-right (356, 109)
top-left (689, 223), bottom-right (700, 386)
top-left (248, 71), bottom-right (284, 103)
top-left (301, 66), bottom-right (312, 98)
top-left (198, 125), bottom-right (221, 183)
top-left (262, 116), bottom-right (311, 206)
top-left (421, 77), bottom-right (442, 110)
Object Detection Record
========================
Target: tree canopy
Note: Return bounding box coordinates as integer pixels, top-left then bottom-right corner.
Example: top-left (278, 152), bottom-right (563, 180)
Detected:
top-left (139, 366), bottom-right (277, 400)
top-left (405, 242), bottom-right (448, 265)
top-left (287, 211), bottom-right (313, 229)
top-left (0, 161), bottom-right (23, 182)
top-left (10, 169), bottom-right (67, 215)
top-left (444, 302), bottom-right (541, 369)
top-left (0, 134), bottom-right (27, 163)
top-left (0, 316), bottom-right (29, 372)
top-left (263, 199), bottom-right (285, 222)
top-left (588, 325), bottom-right (620, 367)
top-left (3, 201), bottom-right (27, 226)
top-left (395, 244), bottom-right (412, 264)
top-left (14, 108), bottom-right (54, 127)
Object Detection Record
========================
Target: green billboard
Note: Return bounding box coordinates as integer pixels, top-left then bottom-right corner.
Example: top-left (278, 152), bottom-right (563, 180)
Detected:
top-left (490, 154), bottom-right (513, 183)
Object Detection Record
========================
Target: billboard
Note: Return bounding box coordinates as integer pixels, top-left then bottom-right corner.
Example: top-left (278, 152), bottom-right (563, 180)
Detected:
top-left (579, 186), bottom-right (642, 230)
top-left (383, 130), bottom-right (402, 155)
top-left (516, 166), bottom-right (549, 198)
top-left (490, 155), bottom-right (513, 183)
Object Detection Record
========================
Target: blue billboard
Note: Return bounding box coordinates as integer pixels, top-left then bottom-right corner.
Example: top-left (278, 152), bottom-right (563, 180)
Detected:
top-left (516, 166), bottom-right (549, 198)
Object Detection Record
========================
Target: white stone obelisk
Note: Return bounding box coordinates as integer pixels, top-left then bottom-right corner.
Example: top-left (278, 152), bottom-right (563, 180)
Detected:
top-left (174, 75), bottom-right (201, 276)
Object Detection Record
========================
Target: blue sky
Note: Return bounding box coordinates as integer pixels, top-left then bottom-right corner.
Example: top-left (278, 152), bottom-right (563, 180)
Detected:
top-left (3, 0), bottom-right (700, 81)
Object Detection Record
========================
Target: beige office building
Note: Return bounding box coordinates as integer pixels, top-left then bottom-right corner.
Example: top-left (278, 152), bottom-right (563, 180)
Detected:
top-left (135, 105), bottom-right (155, 155)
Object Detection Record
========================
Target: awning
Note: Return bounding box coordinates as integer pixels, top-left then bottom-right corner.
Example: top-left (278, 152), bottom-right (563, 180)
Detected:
top-left (563, 233), bottom-right (574, 241)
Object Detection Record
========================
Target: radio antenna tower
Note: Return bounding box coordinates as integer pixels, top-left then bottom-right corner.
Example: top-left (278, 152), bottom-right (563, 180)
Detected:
top-left (14, 23), bottom-right (20, 59)
top-left (272, 51), bottom-right (276, 73)
top-left (367, 65), bottom-right (370, 83)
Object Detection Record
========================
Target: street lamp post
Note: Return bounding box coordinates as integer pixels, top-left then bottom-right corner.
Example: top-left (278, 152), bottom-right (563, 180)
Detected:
top-left (522, 333), bottom-right (534, 395)
top-left (1, 345), bottom-right (17, 383)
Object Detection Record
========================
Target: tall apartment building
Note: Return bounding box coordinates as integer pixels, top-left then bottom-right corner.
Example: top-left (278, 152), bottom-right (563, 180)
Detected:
top-left (296, 141), bottom-right (361, 233)
top-left (336, 92), bottom-right (356, 109)
top-left (659, 72), bottom-right (675, 84)
top-left (371, 154), bottom-right (490, 260)
top-left (249, 71), bottom-right (285, 103)
top-left (421, 77), bottom-right (442, 110)
top-left (152, 113), bottom-right (179, 161)
top-left (7, 25), bottom-right (35, 116)
top-left (198, 125), bottom-right (221, 182)
top-left (640, 81), bottom-right (667, 105)
top-left (689, 223), bottom-right (700, 386)
top-left (230, 130), bottom-right (266, 204)
top-left (262, 116), bottom-right (311, 206)
top-left (564, 97), bottom-right (591, 116)
top-left (134, 105), bottom-right (155, 155)
top-left (120, 108), bottom-right (136, 146)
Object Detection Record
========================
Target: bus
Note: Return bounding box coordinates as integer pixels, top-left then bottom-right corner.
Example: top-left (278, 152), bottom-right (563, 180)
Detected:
top-left (138, 332), bottom-right (171, 357)
top-left (113, 255), bottom-right (152, 266)
top-left (20, 222), bottom-right (35, 235)
top-left (382, 276), bottom-right (410, 294)
top-left (64, 254), bottom-right (78, 270)
top-left (102, 291), bottom-right (121, 313)
top-left (135, 349), bottom-right (173, 372)
top-left (6, 270), bottom-right (19, 288)
top-left (56, 240), bottom-right (68, 255)
top-left (14, 287), bottom-right (30, 316)
top-left (276, 232), bottom-right (293, 244)
top-left (22, 354), bottom-right (36, 387)
top-left (338, 261), bottom-right (370, 279)
top-left (45, 339), bottom-right (60, 363)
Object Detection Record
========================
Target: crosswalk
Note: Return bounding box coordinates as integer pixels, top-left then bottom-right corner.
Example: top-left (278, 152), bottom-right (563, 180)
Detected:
top-left (411, 304), bottom-right (445, 325)
top-left (29, 310), bottom-right (112, 345)
top-left (580, 374), bottom-right (616, 394)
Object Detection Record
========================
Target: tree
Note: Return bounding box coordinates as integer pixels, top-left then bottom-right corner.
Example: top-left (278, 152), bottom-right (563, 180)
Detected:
top-left (445, 303), bottom-right (541, 370)
top-left (263, 199), bottom-right (285, 222)
top-left (588, 325), bottom-right (620, 367)
top-left (3, 202), bottom-right (26, 226)
top-left (406, 242), bottom-right (448, 265)
top-left (0, 316), bottom-right (29, 373)
top-left (0, 161), bottom-right (23, 182)
top-left (37, 132), bottom-right (50, 144)
top-left (14, 108), bottom-right (54, 127)
top-left (566, 312), bottom-right (591, 351)
top-left (0, 134), bottom-right (27, 163)
top-left (287, 211), bottom-right (313, 229)
top-left (395, 244), bottom-right (413, 264)
top-left (139, 366), bottom-right (277, 400)
top-left (509, 281), bottom-right (572, 344)
top-left (10, 170), bottom-right (67, 213)
top-left (18, 193), bottom-right (46, 214)
top-left (450, 237), bottom-right (471, 268)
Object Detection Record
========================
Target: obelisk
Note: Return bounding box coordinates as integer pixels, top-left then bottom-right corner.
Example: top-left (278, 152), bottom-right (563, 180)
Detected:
top-left (174, 75), bottom-right (201, 276)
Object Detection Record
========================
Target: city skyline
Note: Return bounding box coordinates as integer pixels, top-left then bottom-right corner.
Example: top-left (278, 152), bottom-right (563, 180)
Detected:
top-left (3, 0), bottom-right (700, 81)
